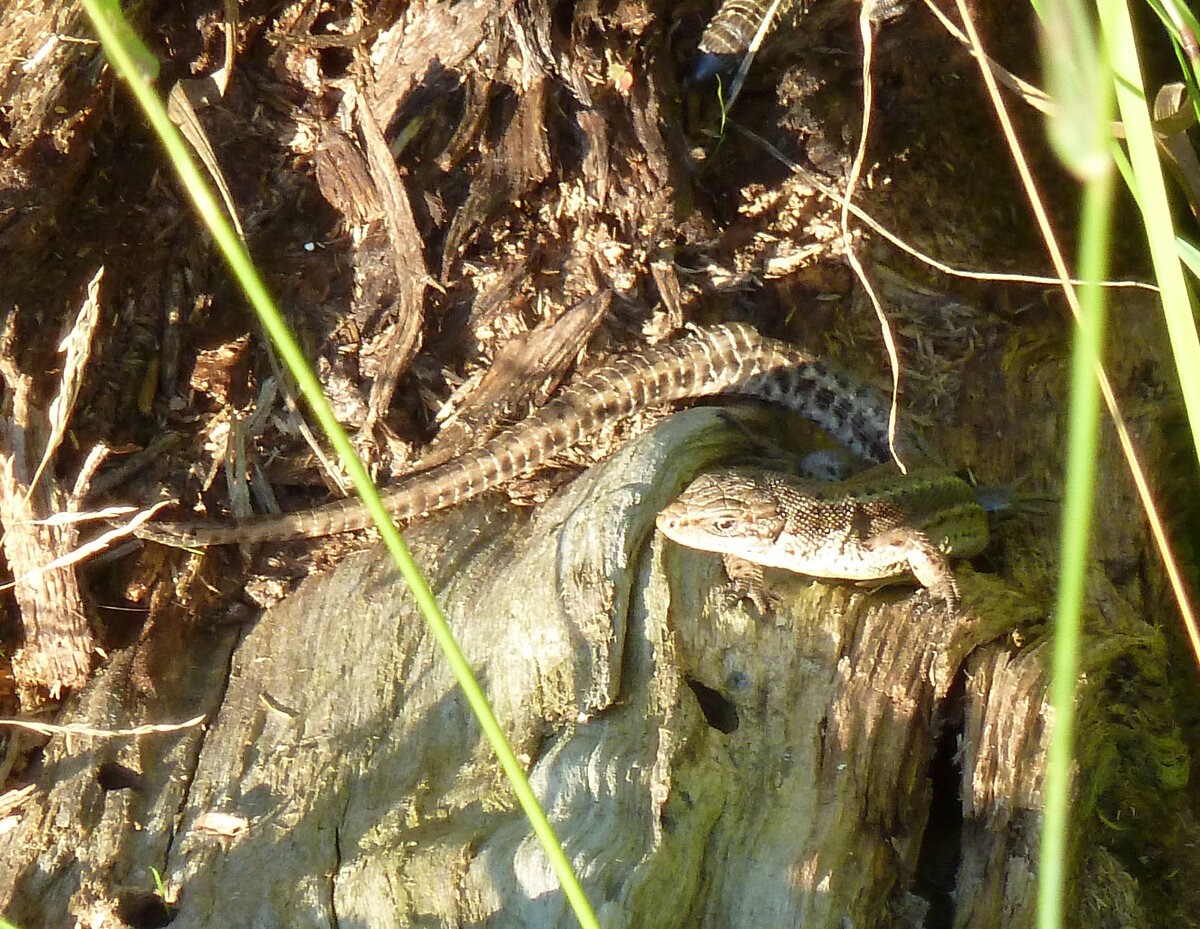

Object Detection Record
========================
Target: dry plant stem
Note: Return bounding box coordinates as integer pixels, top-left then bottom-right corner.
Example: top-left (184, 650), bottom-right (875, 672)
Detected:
top-left (949, 0), bottom-right (1200, 666)
top-left (723, 0), bottom-right (786, 111)
top-left (734, 122), bottom-right (1156, 292)
top-left (922, 0), bottom-right (1196, 141)
top-left (841, 0), bottom-right (908, 472)
top-left (0, 715), bottom-right (206, 739)
top-left (922, 0), bottom-right (1053, 111)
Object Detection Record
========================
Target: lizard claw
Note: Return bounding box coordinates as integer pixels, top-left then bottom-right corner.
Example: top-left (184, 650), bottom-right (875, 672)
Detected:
top-left (904, 581), bottom-right (959, 619)
top-left (716, 577), bottom-right (780, 615)
top-left (861, 526), bottom-right (962, 616)
top-left (718, 554), bottom-right (778, 615)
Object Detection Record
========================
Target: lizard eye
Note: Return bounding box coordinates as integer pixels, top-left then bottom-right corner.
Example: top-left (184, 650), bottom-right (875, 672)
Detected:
top-left (712, 516), bottom-right (737, 533)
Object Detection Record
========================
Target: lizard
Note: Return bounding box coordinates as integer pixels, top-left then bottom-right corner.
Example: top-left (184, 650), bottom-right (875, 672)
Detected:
top-left (654, 462), bottom-right (987, 611)
top-left (129, 323), bottom-right (987, 604)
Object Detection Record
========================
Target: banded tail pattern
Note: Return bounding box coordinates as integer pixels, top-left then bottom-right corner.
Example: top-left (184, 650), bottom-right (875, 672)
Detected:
top-left (694, 0), bottom-right (791, 81)
top-left (132, 324), bottom-right (906, 547)
top-left (693, 0), bottom-right (908, 81)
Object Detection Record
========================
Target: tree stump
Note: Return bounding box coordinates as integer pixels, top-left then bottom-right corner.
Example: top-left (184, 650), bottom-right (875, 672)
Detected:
top-left (5, 395), bottom-right (1188, 928)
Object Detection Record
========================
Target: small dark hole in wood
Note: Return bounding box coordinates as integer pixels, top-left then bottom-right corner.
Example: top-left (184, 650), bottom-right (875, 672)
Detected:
top-left (686, 678), bottom-right (739, 733)
top-left (115, 890), bottom-right (176, 928)
top-left (317, 45), bottom-right (352, 78)
top-left (98, 761), bottom-right (146, 792)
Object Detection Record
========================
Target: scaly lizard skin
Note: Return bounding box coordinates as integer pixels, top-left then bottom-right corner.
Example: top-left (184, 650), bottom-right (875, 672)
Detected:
top-left (693, 0), bottom-right (905, 82)
top-left (655, 463), bottom-right (988, 610)
top-left (134, 322), bottom-right (986, 606)
top-left (133, 323), bottom-right (907, 548)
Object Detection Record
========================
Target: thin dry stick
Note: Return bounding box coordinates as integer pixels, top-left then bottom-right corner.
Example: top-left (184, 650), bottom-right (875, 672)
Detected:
top-left (0, 714), bottom-right (206, 739)
top-left (840, 0), bottom-right (909, 471)
top-left (724, 0), bottom-right (787, 112)
top-left (0, 501), bottom-right (173, 593)
top-left (924, 0), bottom-right (1195, 140)
top-left (952, 0), bottom-right (1200, 665)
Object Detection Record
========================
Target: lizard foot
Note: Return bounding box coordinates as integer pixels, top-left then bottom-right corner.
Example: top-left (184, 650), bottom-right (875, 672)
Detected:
top-left (861, 526), bottom-right (961, 614)
top-left (718, 554), bottom-right (779, 614)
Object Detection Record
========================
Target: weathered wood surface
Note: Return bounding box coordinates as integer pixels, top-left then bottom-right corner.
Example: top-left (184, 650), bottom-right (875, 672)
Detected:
top-left (0, 407), bottom-right (1033, 927)
top-left (1, 334), bottom-right (1193, 927)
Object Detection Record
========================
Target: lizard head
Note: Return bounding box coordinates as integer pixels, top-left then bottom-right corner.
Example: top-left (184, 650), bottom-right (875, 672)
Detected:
top-left (656, 469), bottom-right (787, 561)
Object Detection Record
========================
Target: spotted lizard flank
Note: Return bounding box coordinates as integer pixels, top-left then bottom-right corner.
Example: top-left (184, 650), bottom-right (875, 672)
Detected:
top-left (655, 462), bottom-right (988, 611)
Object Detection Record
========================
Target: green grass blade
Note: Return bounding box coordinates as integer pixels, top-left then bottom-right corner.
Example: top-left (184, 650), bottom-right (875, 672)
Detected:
top-left (1097, 0), bottom-right (1200, 470)
top-left (1036, 1), bottom-right (1113, 926)
top-left (1177, 235), bottom-right (1200, 279)
top-left (1038, 171), bottom-right (1114, 929)
top-left (1040, 0), bottom-right (1111, 175)
top-left (81, 3), bottom-right (602, 926)
top-left (1039, 0), bottom-right (1200, 925)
